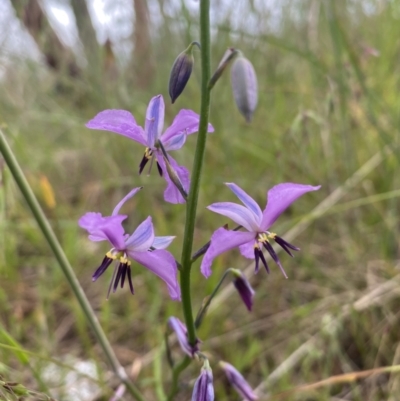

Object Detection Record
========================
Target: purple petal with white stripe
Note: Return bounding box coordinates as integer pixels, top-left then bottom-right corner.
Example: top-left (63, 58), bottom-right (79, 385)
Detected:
top-left (207, 202), bottom-right (260, 232)
top-left (225, 183), bottom-right (262, 223)
top-left (125, 216), bottom-right (155, 251)
top-left (152, 236), bottom-right (176, 249)
top-left (145, 95), bottom-right (165, 148)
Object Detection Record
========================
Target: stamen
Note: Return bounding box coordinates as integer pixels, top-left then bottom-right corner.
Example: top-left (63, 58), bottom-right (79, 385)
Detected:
top-left (274, 234), bottom-right (300, 253)
top-left (262, 241), bottom-right (288, 278)
top-left (254, 246), bottom-right (260, 274)
top-left (147, 153), bottom-right (155, 176)
top-left (113, 263), bottom-right (124, 292)
top-left (139, 148), bottom-right (153, 174)
top-left (107, 263), bottom-right (119, 299)
top-left (127, 266), bottom-right (134, 294)
top-left (92, 254), bottom-right (114, 281)
top-left (121, 262), bottom-right (129, 288)
top-left (258, 248), bottom-right (270, 274)
top-left (156, 161), bottom-right (163, 176)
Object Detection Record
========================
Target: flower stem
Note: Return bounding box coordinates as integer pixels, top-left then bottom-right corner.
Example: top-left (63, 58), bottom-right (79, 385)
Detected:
top-left (179, 0), bottom-right (211, 344)
top-left (195, 269), bottom-right (233, 329)
top-left (0, 129), bottom-right (146, 401)
top-left (166, 356), bottom-right (191, 401)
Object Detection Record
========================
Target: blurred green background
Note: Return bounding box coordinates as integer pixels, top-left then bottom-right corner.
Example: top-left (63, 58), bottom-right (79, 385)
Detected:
top-left (1, 0), bottom-right (400, 400)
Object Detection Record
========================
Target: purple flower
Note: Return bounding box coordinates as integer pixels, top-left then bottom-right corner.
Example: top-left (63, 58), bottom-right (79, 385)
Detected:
top-left (86, 95), bottom-right (214, 204)
top-left (168, 316), bottom-right (199, 357)
top-left (220, 362), bottom-right (258, 401)
top-left (231, 269), bottom-right (255, 311)
top-left (200, 183), bottom-right (321, 278)
top-left (192, 364), bottom-right (214, 401)
top-left (78, 187), bottom-right (181, 300)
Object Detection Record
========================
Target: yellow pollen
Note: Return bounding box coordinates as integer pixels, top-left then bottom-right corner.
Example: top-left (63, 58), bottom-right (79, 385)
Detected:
top-left (144, 147), bottom-right (153, 159)
top-left (119, 256), bottom-right (130, 265)
top-left (258, 233), bottom-right (269, 243)
top-left (106, 251), bottom-right (117, 260)
top-left (268, 232), bottom-right (277, 239)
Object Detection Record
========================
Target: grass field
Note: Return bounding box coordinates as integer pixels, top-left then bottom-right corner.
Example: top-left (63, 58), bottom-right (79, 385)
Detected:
top-left (1, 1), bottom-right (400, 400)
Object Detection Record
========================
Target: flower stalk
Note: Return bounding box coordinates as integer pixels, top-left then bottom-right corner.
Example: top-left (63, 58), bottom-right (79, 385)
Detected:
top-left (179, 0), bottom-right (211, 345)
top-left (0, 129), bottom-right (145, 401)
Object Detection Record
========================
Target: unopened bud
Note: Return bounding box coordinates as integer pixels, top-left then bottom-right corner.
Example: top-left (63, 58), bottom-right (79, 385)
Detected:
top-left (220, 361), bottom-right (258, 401)
top-left (168, 316), bottom-right (199, 357)
top-left (169, 42), bottom-right (199, 104)
top-left (231, 55), bottom-right (258, 123)
top-left (192, 362), bottom-right (214, 401)
top-left (231, 269), bottom-right (255, 311)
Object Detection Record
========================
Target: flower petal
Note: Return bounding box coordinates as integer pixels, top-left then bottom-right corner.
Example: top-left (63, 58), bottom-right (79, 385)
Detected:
top-left (156, 153), bottom-right (189, 204)
top-left (112, 187), bottom-right (142, 216)
top-left (125, 216), bottom-right (155, 251)
top-left (79, 212), bottom-right (127, 248)
top-left (238, 239), bottom-right (255, 259)
top-left (200, 228), bottom-right (255, 278)
top-left (145, 95), bottom-right (165, 148)
top-left (162, 132), bottom-right (187, 151)
top-left (261, 183), bottom-right (321, 230)
top-left (152, 236), bottom-right (176, 249)
top-left (162, 109), bottom-right (214, 149)
top-left (207, 202), bottom-right (260, 232)
top-left (129, 249), bottom-right (181, 300)
top-left (86, 110), bottom-right (146, 145)
top-left (225, 183), bottom-right (262, 224)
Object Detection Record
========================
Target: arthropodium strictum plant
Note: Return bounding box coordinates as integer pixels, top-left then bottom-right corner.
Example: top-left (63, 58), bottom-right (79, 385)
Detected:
top-left (0, 3), bottom-right (320, 399)
top-left (79, 2), bottom-right (320, 400)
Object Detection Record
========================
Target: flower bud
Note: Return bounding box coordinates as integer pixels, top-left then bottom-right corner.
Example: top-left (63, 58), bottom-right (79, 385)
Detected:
top-left (192, 362), bottom-right (214, 401)
top-left (220, 361), bottom-right (258, 401)
top-left (168, 316), bottom-right (199, 357)
top-left (231, 269), bottom-right (255, 311)
top-left (169, 42), bottom-right (199, 104)
top-left (231, 55), bottom-right (258, 122)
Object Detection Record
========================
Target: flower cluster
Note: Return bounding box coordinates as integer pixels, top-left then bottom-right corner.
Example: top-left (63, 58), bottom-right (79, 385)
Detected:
top-left (80, 56), bottom-right (320, 399)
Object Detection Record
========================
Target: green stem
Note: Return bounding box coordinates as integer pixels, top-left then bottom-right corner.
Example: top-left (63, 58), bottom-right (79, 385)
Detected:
top-left (179, 0), bottom-right (211, 345)
top-left (166, 356), bottom-right (191, 401)
top-left (0, 129), bottom-right (145, 401)
top-left (195, 269), bottom-right (233, 329)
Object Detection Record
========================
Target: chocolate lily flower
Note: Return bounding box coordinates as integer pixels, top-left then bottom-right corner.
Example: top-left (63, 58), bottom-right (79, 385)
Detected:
top-left (201, 183), bottom-right (320, 278)
top-left (86, 95), bottom-right (214, 203)
top-left (79, 188), bottom-right (180, 300)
